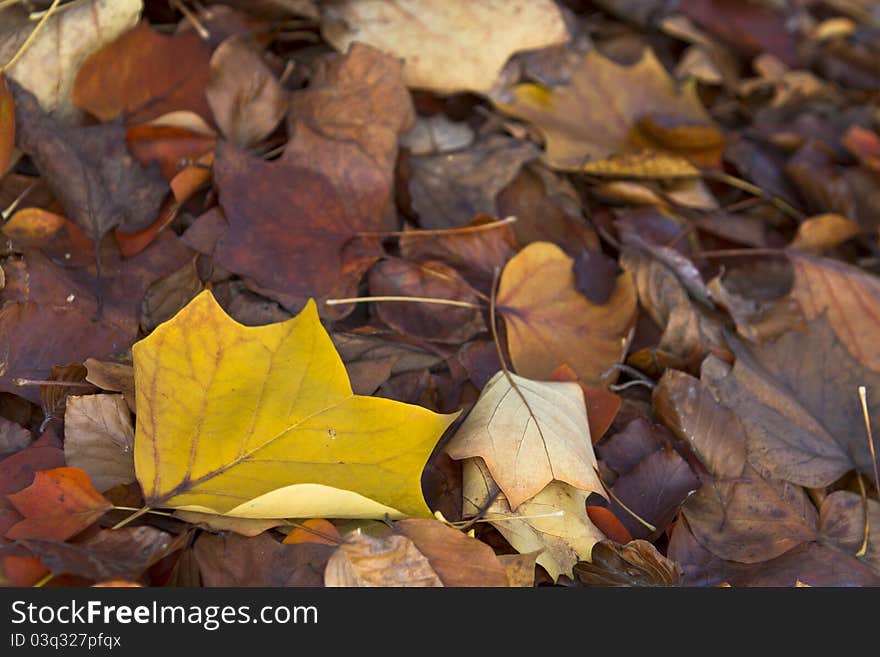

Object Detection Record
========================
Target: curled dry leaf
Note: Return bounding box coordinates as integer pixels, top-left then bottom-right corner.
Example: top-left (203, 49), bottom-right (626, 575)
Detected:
top-left (321, 0), bottom-right (568, 94)
top-left (206, 36), bottom-right (288, 148)
top-left (655, 369), bottom-right (820, 563)
top-left (496, 49), bottom-right (716, 172)
top-left (498, 242), bottom-right (637, 385)
top-left (446, 371), bottom-right (602, 510)
top-left (367, 259), bottom-right (485, 344)
top-left (133, 290), bottom-right (458, 519)
top-left (6, 467), bottom-right (112, 541)
top-left (84, 359), bottom-right (135, 412)
top-left (325, 530), bottom-right (442, 587)
top-left (407, 135), bottom-right (537, 230)
top-left (462, 457), bottom-right (605, 582)
top-left (72, 20), bottom-right (213, 125)
top-left (573, 540), bottom-right (683, 587)
top-left (63, 395), bottom-right (136, 493)
top-left (1, 0), bottom-right (141, 122)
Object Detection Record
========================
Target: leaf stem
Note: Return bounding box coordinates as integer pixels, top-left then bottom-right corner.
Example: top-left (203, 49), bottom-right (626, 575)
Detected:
top-left (1, 0), bottom-right (62, 72)
top-left (855, 473), bottom-right (869, 558)
top-left (593, 467), bottom-right (657, 532)
top-left (325, 295), bottom-right (483, 309)
top-left (858, 386), bottom-right (880, 497)
top-left (356, 216), bottom-right (518, 238)
top-left (111, 506), bottom-right (150, 530)
top-left (32, 572), bottom-right (53, 588)
top-left (701, 170), bottom-right (803, 222)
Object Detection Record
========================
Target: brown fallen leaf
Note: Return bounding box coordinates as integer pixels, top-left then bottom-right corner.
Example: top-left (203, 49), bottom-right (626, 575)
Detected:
top-left (10, 81), bottom-right (168, 247)
top-left (193, 533), bottom-right (335, 587)
top-left (72, 20), bottom-right (213, 125)
top-left (497, 49), bottom-right (715, 172)
top-left (399, 216), bottom-right (518, 294)
top-left (1, 0), bottom-right (141, 122)
top-left (701, 317), bottom-right (880, 488)
top-left (6, 467), bottom-right (112, 541)
top-left (320, 0), bottom-right (568, 94)
top-left (140, 257), bottom-right (203, 332)
top-left (620, 248), bottom-right (728, 374)
top-left (496, 164), bottom-right (599, 253)
top-left (573, 540), bottom-right (683, 587)
top-left (125, 123), bottom-right (215, 181)
top-left (789, 214), bottom-right (861, 252)
top-left (39, 363), bottom-right (95, 425)
top-left (174, 511), bottom-right (288, 539)
top-left (0, 232), bottom-right (193, 402)
top-left (367, 259), bottom-right (485, 344)
top-left (63, 395), bottom-right (135, 493)
top-left (206, 35), bottom-right (288, 148)
top-left (818, 491), bottom-right (879, 575)
top-left (447, 371), bottom-right (602, 510)
top-left (214, 142), bottom-right (382, 315)
top-left (655, 369), bottom-right (821, 562)
top-left (22, 526), bottom-right (174, 583)
top-left (407, 135), bottom-right (537, 229)
top-left (83, 359), bottom-right (135, 412)
top-left (788, 252), bottom-right (880, 373)
top-left (498, 242), bottom-right (637, 385)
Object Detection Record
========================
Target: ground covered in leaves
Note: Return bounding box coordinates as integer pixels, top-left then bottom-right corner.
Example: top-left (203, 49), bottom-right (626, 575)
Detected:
top-left (1, 0), bottom-right (879, 587)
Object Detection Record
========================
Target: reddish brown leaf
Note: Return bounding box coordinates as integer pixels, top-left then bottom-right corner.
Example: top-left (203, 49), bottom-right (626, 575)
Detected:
top-left (6, 467), bottom-right (112, 541)
top-left (0, 72), bottom-right (13, 175)
top-left (368, 259), bottom-right (485, 343)
top-left (2, 555), bottom-right (49, 587)
top-left (655, 369), bottom-right (820, 563)
top-left (72, 21), bottom-right (212, 125)
top-left (22, 526), bottom-right (174, 582)
top-left (399, 216), bottom-right (518, 294)
top-left (586, 506), bottom-right (633, 545)
top-left (193, 531), bottom-right (333, 587)
top-left (126, 124), bottom-right (215, 180)
top-left (9, 80), bottom-right (168, 242)
top-left (283, 519), bottom-right (341, 546)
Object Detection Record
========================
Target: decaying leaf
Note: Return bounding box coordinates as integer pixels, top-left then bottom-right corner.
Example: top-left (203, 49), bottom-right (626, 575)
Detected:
top-left (446, 371), bottom-right (602, 510)
top-left (133, 290), bottom-right (458, 519)
top-left (84, 359), bottom-right (135, 411)
top-left (321, 0), bottom-right (568, 94)
top-left (6, 467), bottom-right (112, 541)
top-left (462, 457), bottom-right (605, 582)
top-left (496, 49), bottom-right (716, 172)
top-left (206, 35), bottom-right (288, 148)
top-left (64, 395), bottom-right (136, 493)
top-left (498, 242), bottom-right (637, 384)
top-left (574, 540), bottom-right (683, 587)
top-left (0, 417), bottom-right (30, 458)
top-left (1, 0), bottom-right (142, 122)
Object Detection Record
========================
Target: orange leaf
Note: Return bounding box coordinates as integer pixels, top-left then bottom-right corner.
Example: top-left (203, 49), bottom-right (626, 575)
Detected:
top-left (5, 467), bottom-right (112, 541)
top-left (283, 519), bottom-right (341, 546)
top-left (2, 555), bottom-right (48, 587)
top-left (126, 125), bottom-right (215, 180)
top-left (586, 506), bottom-right (633, 545)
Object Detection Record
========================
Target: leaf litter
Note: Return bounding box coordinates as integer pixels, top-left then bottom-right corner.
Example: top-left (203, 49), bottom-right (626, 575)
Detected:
top-left (0, 0), bottom-right (878, 589)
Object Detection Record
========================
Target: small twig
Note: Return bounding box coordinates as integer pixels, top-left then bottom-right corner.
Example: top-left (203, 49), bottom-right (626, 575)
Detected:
top-left (32, 572), bottom-right (54, 588)
top-left (13, 378), bottom-right (95, 388)
top-left (593, 467), bottom-right (657, 532)
top-left (608, 379), bottom-right (655, 392)
top-left (691, 247), bottom-right (785, 259)
top-left (356, 216), bottom-right (518, 239)
top-left (1, 180), bottom-right (38, 220)
top-left (858, 386), bottom-right (880, 497)
top-left (111, 506), bottom-right (150, 530)
top-left (702, 170), bottom-right (803, 222)
top-left (325, 295), bottom-right (484, 309)
top-left (1, 0), bottom-right (62, 71)
top-left (855, 473), bottom-right (869, 558)
top-left (113, 506), bottom-right (175, 519)
top-left (169, 0), bottom-right (209, 40)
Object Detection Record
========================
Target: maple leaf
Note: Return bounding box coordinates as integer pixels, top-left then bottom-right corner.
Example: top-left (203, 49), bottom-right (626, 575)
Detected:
top-left (132, 290), bottom-right (458, 519)
top-left (320, 0), bottom-right (568, 94)
top-left (445, 371), bottom-right (603, 509)
top-left (497, 242), bottom-right (637, 385)
top-left (496, 49), bottom-right (718, 174)
top-left (6, 467), bottom-right (112, 541)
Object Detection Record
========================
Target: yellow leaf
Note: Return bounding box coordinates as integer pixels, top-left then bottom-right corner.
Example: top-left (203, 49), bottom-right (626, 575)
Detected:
top-left (789, 213), bottom-right (860, 252)
top-left (496, 49), bottom-right (716, 173)
top-left (321, 0), bottom-right (568, 94)
top-left (462, 458), bottom-right (605, 582)
top-left (498, 242), bottom-right (637, 384)
top-left (133, 290), bottom-right (458, 519)
top-left (446, 371), bottom-right (603, 509)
